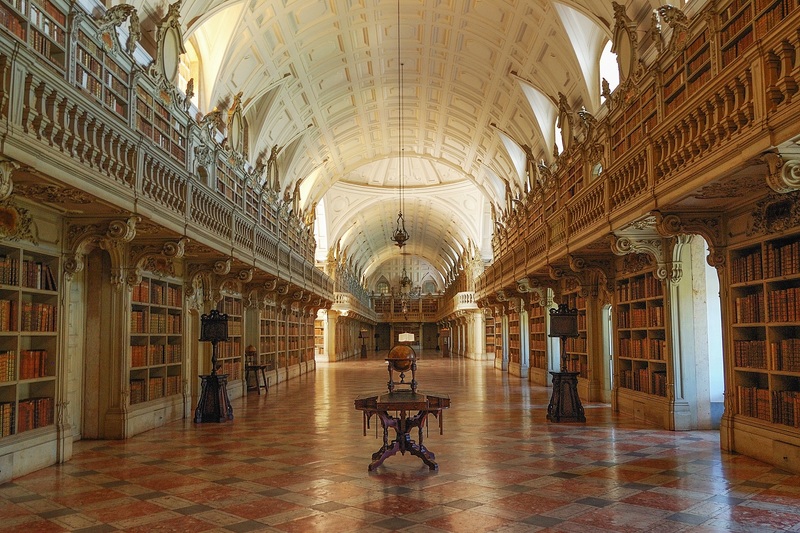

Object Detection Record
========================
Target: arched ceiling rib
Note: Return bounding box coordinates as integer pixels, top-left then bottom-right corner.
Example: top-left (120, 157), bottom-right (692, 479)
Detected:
top-left (129, 0), bottom-right (669, 286)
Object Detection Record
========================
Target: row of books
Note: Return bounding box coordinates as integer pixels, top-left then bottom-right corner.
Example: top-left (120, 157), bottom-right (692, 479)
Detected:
top-left (0, 351), bottom-right (15, 382)
top-left (130, 311), bottom-right (181, 335)
top-left (16, 397), bottom-right (54, 433)
top-left (131, 344), bottom-right (181, 367)
top-left (563, 357), bottom-right (588, 378)
top-left (618, 338), bottom-right (667, 360)
top-left (0, 401), bottom-right (13, 437)
top-left (217, 339), bottom-right (243, 359)
top-left (617, 306), bottom-right (664, 328)
top-left (620, 368), bottom-right (667, 396)
top-left (770, 339), bottom-right (800, 372)
top-left (720, 6), bottom-right (752, 44)
top-left (737, 385), bottom-right (771, 421)
top-left (19, 349), bottom-right (49, 379)
top-left (616, 276), bottom-right (663, 302)
top-left (721, 29), bottom-right (755, 67)
top-left (0, 299), bottom-right (16, 331)
top-left (732, 249), bottom-right (763, 283)
top-left (21, 302), bottom-right (57, 332)
top-left (130, 375), bottom-right (182, 405)
top-left (772, 390), bottom-right (800, 428)
top-left (755, 0), bottom-right (797, 38)
top-left (132, 280), bottom-right (183, 306)
top-left (217, 298), bottom-right (244, 315)
top-left (219, 360), bottom-right (242, 380)
top-left (734, 292), bottom-right (765, 323)
top-left (565, 336), bottom-right (587, 354)
top-left (767, 287), bottom-right (800, 322)
top-left (734, 340), bottom-right (767, 369)
top-left (766, 240), bottom-right (800, 278)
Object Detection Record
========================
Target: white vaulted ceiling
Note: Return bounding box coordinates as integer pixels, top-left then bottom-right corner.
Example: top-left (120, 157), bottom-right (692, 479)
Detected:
top-left (129, 0), bottom-right (677, 287)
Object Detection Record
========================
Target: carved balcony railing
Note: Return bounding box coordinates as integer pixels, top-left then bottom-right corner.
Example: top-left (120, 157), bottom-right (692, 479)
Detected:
top-left (477, 0), bottom-right (800, 299)
top-left (0, 0), bottom-right (333, 299)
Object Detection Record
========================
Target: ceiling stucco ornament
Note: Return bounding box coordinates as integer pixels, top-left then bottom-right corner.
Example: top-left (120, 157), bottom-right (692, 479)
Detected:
top-left (13, 183), bottom-right (93, 205)
top-left (747, 190), bottom-right (800, 237)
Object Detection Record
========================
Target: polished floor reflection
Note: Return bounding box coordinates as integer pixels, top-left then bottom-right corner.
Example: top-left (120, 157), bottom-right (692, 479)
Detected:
top-left (1, 352), bottom-right (800, 532)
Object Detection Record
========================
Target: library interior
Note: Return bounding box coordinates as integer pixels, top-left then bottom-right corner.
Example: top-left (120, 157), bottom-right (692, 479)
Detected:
top-left (1, 0), bottom-right (800, 531)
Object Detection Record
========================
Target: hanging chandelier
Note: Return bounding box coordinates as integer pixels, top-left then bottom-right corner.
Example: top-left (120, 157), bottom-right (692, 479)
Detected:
top-left (390, 0), bottom-right (410, 249)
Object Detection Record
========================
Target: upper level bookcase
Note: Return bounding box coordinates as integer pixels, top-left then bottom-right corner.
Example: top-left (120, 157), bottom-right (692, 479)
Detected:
top-left (663, 29), bottom-right (711, 116)
top-left (74, 28), bottom-right (130, 121)
top-left (216, 295), bottom-right (243, 380)
top-left (0, 0), bottom-right (68, 73)
top-left (129, 275), bottom-right (183, 405)
top-left (615, 263), bottom-right (668, 398)
top-left (0, 243), bottom-right (59, 437)
top-left (718, 0), bottom-right (800, 69)
top-left (730, 229), bottom-right (800, 429)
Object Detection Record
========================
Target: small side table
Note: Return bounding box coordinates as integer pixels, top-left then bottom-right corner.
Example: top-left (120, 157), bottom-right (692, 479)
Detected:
top-left (245, 365), bottom-right (269, 395)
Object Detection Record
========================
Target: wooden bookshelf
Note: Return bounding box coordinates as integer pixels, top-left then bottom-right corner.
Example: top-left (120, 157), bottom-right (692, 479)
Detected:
top-left (288, 309), bottom-right (300, 366)
top-left (508, 310), bottom-right (520, 366)
top-left (74, 29), bottom-right (130, 121)
top-left (662, 29), bottom-right (711, 116)
top-left (0, 244), bottom-right (59, 437)
top-left (529, 304), bottom-right (548, 371)
top-left (216, 295), bottom-right (243, 381)
top-left (614, 261), bottom-right (668, 398)
top-left (314, 318), bottom-right (324, 358)
top-left (259, 305), bottom-right (277, 370)
top-left (129, 276), bottom-right (183, 405)
top-left (730, 232), bottom-right (800, 429)
top-left (135, 84), bottom-right (187, 164)
top-left (485, 313), bottom-right (495, 358)
top-left (562, 289), bottom-right (588, 379)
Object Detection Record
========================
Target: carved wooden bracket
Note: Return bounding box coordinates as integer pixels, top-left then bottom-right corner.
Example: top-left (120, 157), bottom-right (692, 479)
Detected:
top-left (654, 210), bottom-right (727, 271)
top-left (761, 152), bottom-right (800, 193)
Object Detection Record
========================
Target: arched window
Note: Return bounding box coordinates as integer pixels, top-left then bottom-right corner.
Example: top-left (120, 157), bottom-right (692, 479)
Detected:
top-left (377, 280), bottom-right (390, 296)
top-left (178, 40), bottom-right (200, 108)
top-left (599, 40), bottom-right (619, 104)
top-left (422, 280), bottom-right (436, 295)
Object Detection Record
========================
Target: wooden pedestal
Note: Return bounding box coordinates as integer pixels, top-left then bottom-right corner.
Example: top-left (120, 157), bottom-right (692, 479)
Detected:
top-left (547, 371), bottom-right (586, 423)
top-left (194, 374), bottom-right (234, 423)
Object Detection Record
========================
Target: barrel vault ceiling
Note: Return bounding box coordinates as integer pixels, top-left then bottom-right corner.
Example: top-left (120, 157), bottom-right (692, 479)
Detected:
top-left (128, 0), bottom-right (679, 286)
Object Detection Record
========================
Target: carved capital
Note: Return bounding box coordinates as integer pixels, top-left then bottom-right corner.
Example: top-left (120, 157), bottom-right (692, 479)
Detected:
top-left (655, 210), bottom-right (727, 270)
top-left (611, 234), bottom-right (668, 280)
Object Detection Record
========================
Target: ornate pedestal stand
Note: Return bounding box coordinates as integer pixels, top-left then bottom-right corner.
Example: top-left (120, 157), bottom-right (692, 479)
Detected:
top-left (194, 310), bottom-right (234, 423)
top-left (546, 303), bottom-right (586, 423)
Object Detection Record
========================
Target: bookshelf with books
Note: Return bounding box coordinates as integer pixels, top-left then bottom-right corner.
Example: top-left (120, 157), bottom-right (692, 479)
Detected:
top-left (314, 318), bottom-right (325, 358)
top-left (728, 228), bottom-right (800, 441)
top-left (74, 29), bottom-right (131, 120)
top-left (561, 288), bottom-right (588, 381)
top-left (0, 243), bottom-right (59, 440)
top-left (507, 305), bottom-right (523, 377)
top-left (614, 258), bottom-right (670, 422)
top-left (529, 300), bottom-right (550, 386)
top-left (661, 29), bottom-right (710, 116)
top-left (259, 305), bottom-right (277, 371)
top-left (484, 313), bottom-right (495, 359)
top-left (288, 309), bottom-right (300, 367)
top-left (0, 0), bottom-right (68, 72)
top-left (216, 295), bottom-right (243, 382)
top-left (128, 276), bottom-right (183, 406)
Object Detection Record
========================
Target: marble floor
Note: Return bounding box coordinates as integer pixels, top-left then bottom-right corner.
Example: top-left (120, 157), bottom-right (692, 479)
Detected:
top-left (1, 352), bottom-right (800, 532)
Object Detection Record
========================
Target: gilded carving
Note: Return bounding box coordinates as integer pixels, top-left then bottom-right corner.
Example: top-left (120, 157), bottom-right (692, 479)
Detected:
top-left (748, 191), bottom-right (800, 236)
top-left (0, 158), bottom-right (19, 200)
top-left (0, 198), bottom-right (38, 244)
top-left (656, 5), bottom-right (691, 53)
top-left (13, 183), bottom-right (93, 204)
top-left (96, 4), bottom-right (140, 55)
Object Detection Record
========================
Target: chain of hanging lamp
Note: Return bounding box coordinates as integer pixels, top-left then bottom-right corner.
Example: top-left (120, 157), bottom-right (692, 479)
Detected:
top-left (391, 0), bottom-right (410, 249)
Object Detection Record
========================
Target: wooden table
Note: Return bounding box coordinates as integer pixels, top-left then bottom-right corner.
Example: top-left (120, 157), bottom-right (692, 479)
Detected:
top-left (355, 390), bottom-right (450, 471)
